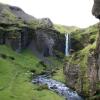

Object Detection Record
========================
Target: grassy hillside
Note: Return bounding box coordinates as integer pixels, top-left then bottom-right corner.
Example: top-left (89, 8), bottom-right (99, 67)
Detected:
top-left (70, 23), bottom-right (98, 51)
top-left (54, 24), bottom-right (79, 33)
top-left (0, 45), bottom-right (64, 100)
top-left (0, 3), bottom-right (66, 100)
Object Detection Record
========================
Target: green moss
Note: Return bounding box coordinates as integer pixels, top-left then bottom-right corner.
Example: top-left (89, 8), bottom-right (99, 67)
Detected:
top-left (45, 57), bottom-right (63, 71)
top-left (79, 44), bottom-right (96, 95)
top-left (70, 23), bottom-right (98, 51)
top-left (65, 43), bottom-right (96, 96)
top-left (2, 9), bottom-right (16, 20)
top-left (88, 94), bottom-right (100, 100)
top-left (52, 68), bottom-right (65, 83)
top-left (28, 20), bottom-right (39, 29)
top-left (64, 23), bottom-right (99, 97)
top-left (32, 84), bottom-right (64, 100)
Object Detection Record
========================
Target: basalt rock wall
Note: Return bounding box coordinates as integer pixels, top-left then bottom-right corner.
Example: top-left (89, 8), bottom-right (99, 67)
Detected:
top-left (0, 3), bottom-right (65, 57)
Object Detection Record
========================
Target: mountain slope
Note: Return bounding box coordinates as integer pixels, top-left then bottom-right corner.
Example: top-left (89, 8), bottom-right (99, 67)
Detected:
top-left (0, 45), bottom-right (64, 100)
top-left (64, 23), bottom-right (100, 99)
top-left (0, 3), bottom-right (65, 58)
top-left (0, 3), bottom-right (65, 99)
top-left (54, 24), bottom-right (79, 33)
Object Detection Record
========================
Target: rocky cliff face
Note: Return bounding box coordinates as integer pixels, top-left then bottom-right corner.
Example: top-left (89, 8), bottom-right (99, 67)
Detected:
top-left (92, 0), bottom-right (100, 19)
top-left (64, 29), bottom-right (99, 98)
top-left (34, 28), bottom-right (65, 57)
top-left (0, 3), bottom-right (65, 57)
top-left (92, 0), bottom-right (100, 94)
top-left (64, 0), bottom-right (100, 97)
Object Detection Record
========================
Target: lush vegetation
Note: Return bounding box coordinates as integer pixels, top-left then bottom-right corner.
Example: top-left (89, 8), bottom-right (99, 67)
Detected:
top-left (54, 24), bottom-right (79, 33)
top-left (0, 3), bottom-right (99, 100)
top-left (64, 23), bottom-right (100, 99)
top-left (70, 23), bottom-right (98, 51)
top-left (0, 45), bottom-right (64, 100)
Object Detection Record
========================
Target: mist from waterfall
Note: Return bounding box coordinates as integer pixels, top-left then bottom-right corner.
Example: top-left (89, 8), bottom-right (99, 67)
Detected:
top-left (65, 34), bottom-right (69, 56)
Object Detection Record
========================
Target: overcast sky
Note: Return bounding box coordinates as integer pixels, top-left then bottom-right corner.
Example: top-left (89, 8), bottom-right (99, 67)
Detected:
top-left (0, 0), bottom-right (99, 28)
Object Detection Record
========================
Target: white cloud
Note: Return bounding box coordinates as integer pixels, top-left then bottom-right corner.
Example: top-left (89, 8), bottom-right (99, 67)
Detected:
top-left (0, 0), bottom-right (99, 28)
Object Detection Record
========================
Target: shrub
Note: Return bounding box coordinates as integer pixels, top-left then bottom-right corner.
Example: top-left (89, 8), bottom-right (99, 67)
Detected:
top-left (0, 53), bottom-right (7, 59)
top-left (9, 56), bottom-right (15, 60)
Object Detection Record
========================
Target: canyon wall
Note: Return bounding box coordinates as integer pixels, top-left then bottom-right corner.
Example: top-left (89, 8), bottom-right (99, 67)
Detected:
top-left (0, 3), bottom-right (65, 57)
top-left (64, 0), bottom-right (100, 98)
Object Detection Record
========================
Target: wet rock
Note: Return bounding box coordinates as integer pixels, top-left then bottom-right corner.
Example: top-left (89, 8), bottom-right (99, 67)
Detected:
top-left (31, 28), bottom-right (65, 57)
top-left (32, 75), bottom-right (83, 100)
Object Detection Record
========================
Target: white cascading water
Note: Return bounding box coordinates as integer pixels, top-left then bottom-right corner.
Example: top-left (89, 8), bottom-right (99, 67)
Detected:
top-left (65, 34), bottom-right (69, 56)
top-left (32, 75), bottom-right (83, 100)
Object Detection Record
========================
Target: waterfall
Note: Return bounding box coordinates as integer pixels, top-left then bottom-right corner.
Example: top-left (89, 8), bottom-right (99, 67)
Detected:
top-left (65, 34), bottom-right (69, 56)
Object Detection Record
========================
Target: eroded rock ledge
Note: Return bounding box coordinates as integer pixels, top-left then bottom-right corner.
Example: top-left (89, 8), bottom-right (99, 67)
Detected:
top-left (0, 3), bottom-right (65, 57)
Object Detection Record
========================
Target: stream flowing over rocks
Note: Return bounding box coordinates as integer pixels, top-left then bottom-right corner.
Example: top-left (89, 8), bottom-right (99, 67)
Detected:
top-left (32, 75), bottom-right (83, 100)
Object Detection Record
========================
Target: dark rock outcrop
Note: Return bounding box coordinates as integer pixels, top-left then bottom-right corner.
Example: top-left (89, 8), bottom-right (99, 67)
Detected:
top-left (87, 50), bottom-right (98, 95)
top-left (64, 62), bottom-right (80, 89)
top-left (0, 23), bottom-right (34, 52)
top-left (92, 0), bottom-right (100, 19)
top-left (0, 3), bottom-right (65, 56)
top-left (0, 3), bottom-right (36, 23)
top-left (29, 28), bottom-right (65, 57)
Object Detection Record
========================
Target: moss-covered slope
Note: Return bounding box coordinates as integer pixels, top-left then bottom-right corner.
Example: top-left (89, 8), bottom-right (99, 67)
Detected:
top-left (64, 23), bottom-right (100, 99)
top-left (0, 45), bottom-right (64, 100)
top-left (70, 23), bottom-right (98, 51)
top-left (54, 24), bottom-right (79, 33)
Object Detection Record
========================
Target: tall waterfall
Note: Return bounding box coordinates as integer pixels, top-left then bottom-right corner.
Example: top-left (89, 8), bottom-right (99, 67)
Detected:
top-left (65, 34), bottom-right (69, 56)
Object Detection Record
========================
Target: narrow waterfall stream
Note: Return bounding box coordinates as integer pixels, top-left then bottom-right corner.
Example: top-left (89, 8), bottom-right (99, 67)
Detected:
top-left (32, 75), bottom-right (83, 100)
top-left (65, 34), bottom-right (69, 56)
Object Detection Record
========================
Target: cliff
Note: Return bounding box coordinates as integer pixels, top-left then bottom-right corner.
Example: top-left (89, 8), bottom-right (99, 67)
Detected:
top-left (0, 3), bottom-right (65, 58)
top-left (0, 3), bottom-right (66, 100)
top-left (92, 0), bottom-right (100, 83)
top-left (64, 25), bottom-right (98, 97)
top-left (64, 0), bottom-right (100, 99)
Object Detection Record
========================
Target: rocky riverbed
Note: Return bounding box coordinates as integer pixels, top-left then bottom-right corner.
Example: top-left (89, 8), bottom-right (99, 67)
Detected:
top-left (32, 75), bottom-right (83, 100)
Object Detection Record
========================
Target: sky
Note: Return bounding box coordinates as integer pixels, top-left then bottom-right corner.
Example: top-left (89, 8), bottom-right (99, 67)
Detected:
top-left (0, 0), bottom-right (99, 28)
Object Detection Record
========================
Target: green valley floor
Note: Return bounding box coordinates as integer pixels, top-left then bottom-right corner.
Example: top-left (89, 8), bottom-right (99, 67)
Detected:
top-left (0, 45), bottom-right (64, 100)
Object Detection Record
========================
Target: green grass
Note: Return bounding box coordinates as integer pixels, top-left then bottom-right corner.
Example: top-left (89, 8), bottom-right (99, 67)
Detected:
top-left (32, 84), bottom-right (64, 100)
top-left (52, 68), bottom-right (65, 83)
top-left (0, 45), bottom-right (42, 73)
top-left (44, 57), bottom-right (65, 83)
top-left (88, 94), bottom-right (100, 100)
top-left (71, 23), bottom-right (98, 51)
top-left (54, 24), bottom-right (79, 33)
top-left (0, 45), bottom-right (64, 100)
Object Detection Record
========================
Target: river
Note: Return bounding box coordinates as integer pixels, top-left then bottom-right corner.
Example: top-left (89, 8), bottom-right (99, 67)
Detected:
top-left (32, 75), bottom-right (83, 100)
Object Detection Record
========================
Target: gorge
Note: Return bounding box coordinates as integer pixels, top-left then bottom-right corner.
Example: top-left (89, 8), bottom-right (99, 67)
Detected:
top-left (0, 1), bottom-right (100, 100)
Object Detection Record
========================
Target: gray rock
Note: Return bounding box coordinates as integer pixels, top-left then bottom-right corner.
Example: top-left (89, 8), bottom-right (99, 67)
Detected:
top-left (92, 0), bottom-right (100, 19)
